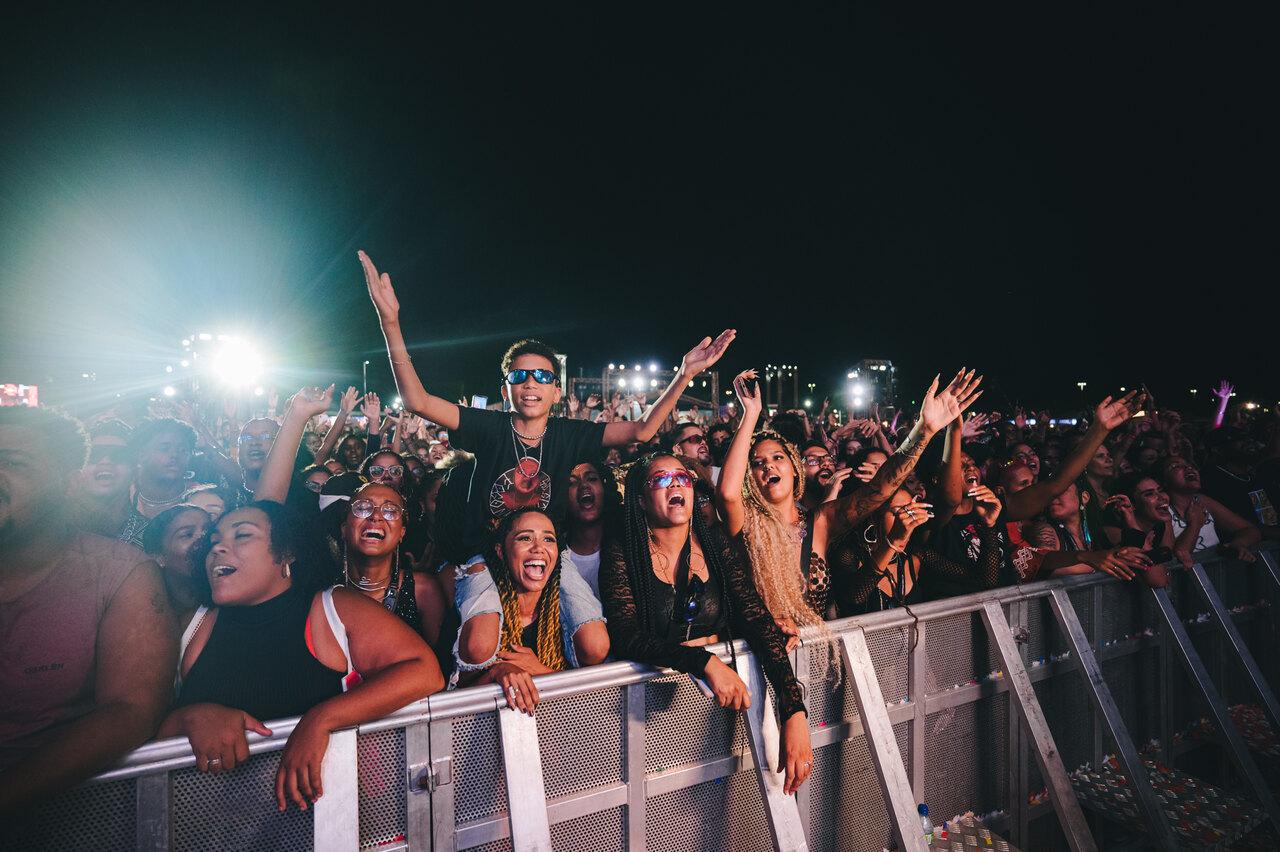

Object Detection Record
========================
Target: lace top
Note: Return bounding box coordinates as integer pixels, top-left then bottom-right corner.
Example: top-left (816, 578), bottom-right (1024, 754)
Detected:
top-left (601, 527), bottom-right (806, 720)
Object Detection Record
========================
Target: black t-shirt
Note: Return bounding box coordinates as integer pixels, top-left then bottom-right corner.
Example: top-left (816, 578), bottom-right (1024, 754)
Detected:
top-left (917, 509), bottom-right (1012, 599)
top-left (1201, 464), bottom-right (1279, 527)
top-left (436, 407), bottom-right (606, 562)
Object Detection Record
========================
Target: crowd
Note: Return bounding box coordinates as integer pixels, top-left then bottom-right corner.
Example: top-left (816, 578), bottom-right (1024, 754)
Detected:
top-left (2, 250), bottom-right (1277, 817)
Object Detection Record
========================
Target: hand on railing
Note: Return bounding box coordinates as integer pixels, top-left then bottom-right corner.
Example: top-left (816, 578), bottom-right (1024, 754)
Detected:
top-left (276, 712), bottom-right (332, 812)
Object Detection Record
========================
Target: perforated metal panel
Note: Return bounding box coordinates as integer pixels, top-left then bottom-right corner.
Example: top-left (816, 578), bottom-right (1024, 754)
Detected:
top-left (7, 777), bottom-right (136, 850)
top-left (922, 694), bottom-right (1009, 821)
top-left (453, 711), bottom-right (506, 824)
top-left (172, 751), bottom-right (313, 851)
top-left (646, 770), bottom-right (772, 852)
top-left (868, 626), bottom-right (911, 704)
top-left (538, 686), bottom-right (624, 799)
top-left (358, 728), bottom-right (407, 848)
top-left (549, 804), bottom-right (625, 851)
top-left (804, 732), bottom-right (903, 852)
top-left (644, 672), bottom-right (739, 773)
top-left (922, 612), bottom-right (1001, 695)
top-left (466, 836), bottom-right (513, 852)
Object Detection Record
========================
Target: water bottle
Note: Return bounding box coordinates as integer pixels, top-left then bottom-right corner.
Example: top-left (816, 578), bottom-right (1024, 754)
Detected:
top-left (918, 803), bottom-right (934, 844)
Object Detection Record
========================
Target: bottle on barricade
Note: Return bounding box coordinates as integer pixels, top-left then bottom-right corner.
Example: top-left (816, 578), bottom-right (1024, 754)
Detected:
top-left (918, 803), bottom-right (934, 844)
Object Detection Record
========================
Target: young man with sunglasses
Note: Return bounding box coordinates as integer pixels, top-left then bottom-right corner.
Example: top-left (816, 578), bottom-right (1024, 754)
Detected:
top-left (358, 250), bottom-right (736, 578)
top-left (71, 419), bottom-right (139, 540)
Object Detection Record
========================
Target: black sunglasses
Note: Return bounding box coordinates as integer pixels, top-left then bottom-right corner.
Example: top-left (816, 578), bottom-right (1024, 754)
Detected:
top-left (682, 575), bottom-right (705, 641)
top-left (505, 368), bottom-right (557, 385)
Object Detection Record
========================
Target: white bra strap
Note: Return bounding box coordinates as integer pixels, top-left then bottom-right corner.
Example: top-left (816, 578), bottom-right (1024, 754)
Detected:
top-left (179, 606), bottom-right (210, 661)
top-left (321, 586), bottom-right (356, 682)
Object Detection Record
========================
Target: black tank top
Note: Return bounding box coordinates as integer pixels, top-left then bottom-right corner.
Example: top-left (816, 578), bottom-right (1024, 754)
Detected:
top-left (177, 586), bottom-right (344, 721)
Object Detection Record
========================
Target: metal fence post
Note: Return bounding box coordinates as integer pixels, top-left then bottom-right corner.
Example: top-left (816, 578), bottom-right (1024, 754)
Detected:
top-left (497, 706), bottom-right (553, 852)
top-left (624, 682), bottom-right (647, 852)
top-left (733, 651), bottom-right (810, 852)
top-left (430, 718), bottom-right (457, 852)
top-left (1048, 588), bottom-right (1177, 849)
top-left (405, 721), bottom-right (434, 851)
top-left (840, 629), bottom-right (928, 852)
top-left (981, 601), bottom-right (1095, 852)
top-left (135, 772), bottom-right (170, 851)
top-left (313, 728), bottom-right (359, 852)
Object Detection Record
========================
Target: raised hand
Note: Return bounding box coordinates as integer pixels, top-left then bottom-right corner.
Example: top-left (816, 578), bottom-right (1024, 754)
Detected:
top-left (732, 369), bottom-right (763, 418)
top-left (1094, 390), bottom-right (1144, 432)
top-left (918, 368), bottom-right (984, 435)
top-left (360, 393), bottom-right (381, 425)
top-left (357, 250), bottom-right (400, 323)
top-left (961, 412), bottom-right (993, 439)
top-left (969, 484), bottom-right (1002, 527)
top-left (681, 329), bottom-right (737, 375)
top-left (567, 394), bottom-right (581, 416)
top-left (339, 386), bottom-right (360, 414)
top-left (585, 393), bottom-right (601, 409)
top-left (285, 385), bottom-right (335, 423)
top-left (887, 496), bottom-right (933, 548)
top-left (1212, 380), bottom-right (1234, 402)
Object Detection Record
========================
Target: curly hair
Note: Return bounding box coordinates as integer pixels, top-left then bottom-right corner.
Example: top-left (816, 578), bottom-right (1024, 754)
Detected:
top-left (500, 339), bottom-right (560, 379)
top-left (488, 509), bottom-right (567, 672)
top-left (0, 406), bottom-right (90, 480)
top-left (740, 432), bottom-right (838, 682)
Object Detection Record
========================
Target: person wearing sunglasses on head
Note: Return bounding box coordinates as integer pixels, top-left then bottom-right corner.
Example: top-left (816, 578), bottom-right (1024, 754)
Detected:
top-left (235, 418), bottom-right (280, 501)
top-left (70, 418), bottom-right (139, 539)
top-left (452, 509), bottom-right (609, 712)
top-left (599, 453), bottom-right (814, 796)
top-left (356, 249), bottom-right (736, 591)
top-left (254, 387), bottom-right (450, 645)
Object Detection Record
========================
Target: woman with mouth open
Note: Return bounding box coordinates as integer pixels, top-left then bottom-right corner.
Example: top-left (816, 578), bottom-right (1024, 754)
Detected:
top-left (600, 453), bottom-right (823, 795)
top-left (718, 368), bottom-right (984, 636)
top-left (158, 499), bottom-right (444, 812)
top-left (451, 508), bottom-right (610, 712)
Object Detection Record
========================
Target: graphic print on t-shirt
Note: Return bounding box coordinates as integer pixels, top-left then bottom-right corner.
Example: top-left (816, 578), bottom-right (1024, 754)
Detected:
top-left (489, 457), bottom-right (551, 517)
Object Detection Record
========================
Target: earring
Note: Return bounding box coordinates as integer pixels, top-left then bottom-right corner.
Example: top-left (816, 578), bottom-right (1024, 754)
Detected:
top-left (342, 541), bottom-right (349, 585)
top-left (282, 563), bottom-right (292, 580)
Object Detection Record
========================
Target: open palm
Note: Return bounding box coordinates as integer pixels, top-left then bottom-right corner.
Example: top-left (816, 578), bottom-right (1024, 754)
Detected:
top-left (919, 369), bottom-right (984, 433)
top-left (682, 329), bottom-right (736, 375)
top-left (1095, 390), bottom-right (1142, 431)
top-left (358, 250), bottom-right (400, 322)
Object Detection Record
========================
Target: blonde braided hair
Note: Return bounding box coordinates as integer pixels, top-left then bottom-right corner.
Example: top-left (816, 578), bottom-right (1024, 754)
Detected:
top-left (742, 431), bottom-right (839, 683)
top-left (490, 509), bottom-right (568, 672)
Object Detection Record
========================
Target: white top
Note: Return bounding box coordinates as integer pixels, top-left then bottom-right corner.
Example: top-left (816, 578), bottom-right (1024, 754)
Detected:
top-left (1169, 503), bottom-right (1221, 552)
top-left (566, 547), bottom-right (602, 600)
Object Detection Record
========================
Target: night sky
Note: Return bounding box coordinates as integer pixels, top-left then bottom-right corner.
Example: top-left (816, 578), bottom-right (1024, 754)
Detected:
top-left (2, 5), bottom-right (1274, 415)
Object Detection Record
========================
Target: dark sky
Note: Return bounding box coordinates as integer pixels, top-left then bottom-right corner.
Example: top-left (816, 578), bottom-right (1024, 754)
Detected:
top-left (2, 5), bottom-right (1275, 414)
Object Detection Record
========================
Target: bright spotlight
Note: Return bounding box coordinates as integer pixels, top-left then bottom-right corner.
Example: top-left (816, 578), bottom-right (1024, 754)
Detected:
top-left (162, 386), bottom-right (176, 397)
top-left (649, 379), bottom-right (658, 388)
top-left (164, 365), bottom-right (174, 373)
top-left (211, 337), bottom-right (264, 387)
top-left (253, 386), bottom-right (265, 396)
top-left (846, 371), bottom-right (855, 380)
top-left (179, 359), bottom-right (190, 368)
top-left (617, 378), bottom-right (627, 389)
top-left (393, 397), bottom-right (403, 410)
top-left (608, 363), bottom-right (616, 371)
top-left (634, 364), bottom-right (641, 372)
top-left (803, 399), bottom-right (812, 408)
top-left (852, 384), bottom-right (866, 396)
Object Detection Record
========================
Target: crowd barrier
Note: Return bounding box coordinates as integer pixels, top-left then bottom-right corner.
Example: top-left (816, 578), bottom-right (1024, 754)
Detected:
top-left (12, 545), bottom-right (1280, 851)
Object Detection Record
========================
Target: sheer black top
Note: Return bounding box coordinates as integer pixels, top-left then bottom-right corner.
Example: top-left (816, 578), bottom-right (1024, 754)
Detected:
top-left (600, 527), bottom-right (806, 720)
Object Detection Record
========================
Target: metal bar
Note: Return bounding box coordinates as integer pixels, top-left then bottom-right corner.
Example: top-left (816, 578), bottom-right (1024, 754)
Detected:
top-left (981, 601), bottom-right (1095, 852)
top-left (1048, 588), bottom-right (1178, 849)
top-left (430, 719), bottom-right (457, 852)
top-left (1258, 549), bottom-right (1280, 594)
top-left (404, 722), bottom-right (432, 852)
top-left (313, 728), bottom-right (359, 852)
top-left (624, 682), bottom-right (647, 852)
top-left (792, 642), bottom-right (813, 842)
top-left (1006, 599), bottom-right (1028, 849)
top-left (135, 772), bottom-right (169, 851)
top-left (1151, 586), bottom-right (1280, 829)
top-left (1189, 562), bottom-right (1280, 729)
top-left (497, 707), bottom-right (553, 852)
top-left (840, 629), bottom-right (928, 852)
top-left (910, 622), bottom-right (926, 802)
top-left (733, 651), bottom-right (810, 852)
top-left (457, 784), bottom-right (629, 849)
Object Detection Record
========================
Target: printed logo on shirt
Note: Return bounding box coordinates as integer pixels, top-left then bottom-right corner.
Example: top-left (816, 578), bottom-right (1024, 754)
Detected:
top-left (23, 662), bottom-right (65, 675)
top-left (489, 457), bottom-right (551, 518)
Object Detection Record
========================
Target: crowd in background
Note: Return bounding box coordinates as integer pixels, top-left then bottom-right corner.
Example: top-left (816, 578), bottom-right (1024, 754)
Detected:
top-left (3, 251), bottom-right (1278, 815)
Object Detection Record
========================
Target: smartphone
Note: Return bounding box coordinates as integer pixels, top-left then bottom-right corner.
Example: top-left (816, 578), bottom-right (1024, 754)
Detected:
top-left (470, 395), bottom-right (488, 409)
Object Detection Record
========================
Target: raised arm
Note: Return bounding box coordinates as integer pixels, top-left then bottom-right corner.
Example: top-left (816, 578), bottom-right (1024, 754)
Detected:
top-left (1210, 380), bottom-right (1233, 430)
top-left (313, 386), bottom-right (359, 464)
top-left (603, 329), bottom-right (735, 446)
top-left (1004, 391), bottom-right (1143, 522)
top-left (715, 370), bottom-right (762, 538)
top-left (358, 250), bottom-right (461, 430)
top-left (823, 369), bottom-right (983, 541)
top-left (254, 386), bottom-right (333, 502)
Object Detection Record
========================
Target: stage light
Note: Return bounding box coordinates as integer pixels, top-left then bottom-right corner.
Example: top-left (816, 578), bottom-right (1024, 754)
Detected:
top-left (179, 359), bottom-right (189, 368)
top-left (649, 363), bottom-right (657, 372)
top-left (253, 386), bottom-right (265, 396)
top-left (163, 386), bottom-right (176, 397)
top-left (211, 337), bottom-right (264, 387)
top-left (165, 365), bottom-right (174, 373)
top-left (803, 399), bottom-right (812, 408)
top-left (634, 364), bottom-right (641, 371)
top-left (393, 396), bottom-right (403, 410)
top-left (181, 339), bottom-right (191, 348)
top-left (650, 379), bottom-right (658, 388)
top-left (847, 371), bottom-right (855, 379)
top-left (608, 363), bottom-right (616, 371)
top-left (617, 378), bottom-right (627, 389)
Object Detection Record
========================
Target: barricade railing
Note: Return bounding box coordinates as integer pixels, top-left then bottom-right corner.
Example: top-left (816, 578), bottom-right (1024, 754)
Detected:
top-left (12, 544), bottom-right (1280, 851)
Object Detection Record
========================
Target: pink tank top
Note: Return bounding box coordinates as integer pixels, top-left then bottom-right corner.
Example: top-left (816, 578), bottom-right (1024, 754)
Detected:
top-left (0, 533), bottom-right (144, 769)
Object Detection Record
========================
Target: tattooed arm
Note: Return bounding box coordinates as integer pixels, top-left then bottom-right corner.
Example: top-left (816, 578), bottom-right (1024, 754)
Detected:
top-left (820, 369), bottom-right (984, 542)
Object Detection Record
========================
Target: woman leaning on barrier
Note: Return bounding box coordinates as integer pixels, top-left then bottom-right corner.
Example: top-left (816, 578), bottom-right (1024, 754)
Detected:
top-left (452, 508), bottom-right (611, 712)
top-left (158, 499), bottom-right (444, 812)
top-left (600, 452), bottom-right (814, 794)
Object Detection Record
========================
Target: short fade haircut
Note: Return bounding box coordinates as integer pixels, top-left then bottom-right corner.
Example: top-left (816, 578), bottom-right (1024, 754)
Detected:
top-left (0, 406), bottom-right (91, 479)
top-left (500, 339), bottom-right (560, 380)
top-left (89, 418), bottom-right (133, 442)
top-left (128, 417), bottom-right (197, 458)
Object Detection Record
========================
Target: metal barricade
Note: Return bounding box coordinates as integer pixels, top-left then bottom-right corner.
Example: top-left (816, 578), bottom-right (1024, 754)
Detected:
top-left (12, 545), bottom-right (1279, 851)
